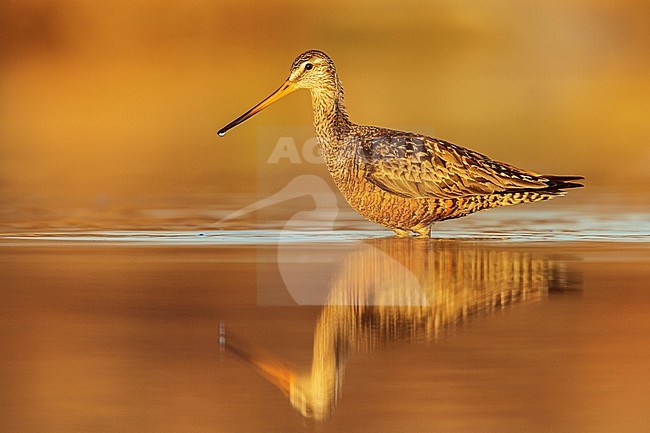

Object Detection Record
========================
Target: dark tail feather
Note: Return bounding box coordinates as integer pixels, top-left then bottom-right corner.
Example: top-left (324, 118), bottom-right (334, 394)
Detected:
top-left (543, 175), bottom-right (585, 191)
top-left (503, 174), bottom-right (584, 195)
top-left (545, 175), bottom-right (584, 181)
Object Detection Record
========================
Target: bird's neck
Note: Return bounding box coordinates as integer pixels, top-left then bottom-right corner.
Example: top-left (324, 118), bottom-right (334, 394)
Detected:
top-left (309, 76), bottom-right (352, 162)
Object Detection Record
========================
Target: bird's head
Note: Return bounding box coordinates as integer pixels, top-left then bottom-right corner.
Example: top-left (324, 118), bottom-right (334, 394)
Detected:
top-left (287, 50), bottom-right (338, 91)
top-left (218, 50), bottom-right (338, 136)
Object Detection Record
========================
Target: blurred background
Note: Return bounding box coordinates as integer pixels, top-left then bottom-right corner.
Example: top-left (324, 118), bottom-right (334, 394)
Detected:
top-left (1, 0), bottom-right (649, 229)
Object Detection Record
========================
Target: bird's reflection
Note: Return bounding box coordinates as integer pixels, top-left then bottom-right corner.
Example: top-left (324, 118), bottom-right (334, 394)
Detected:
top-left (222, 239), bottom-right (578, 421)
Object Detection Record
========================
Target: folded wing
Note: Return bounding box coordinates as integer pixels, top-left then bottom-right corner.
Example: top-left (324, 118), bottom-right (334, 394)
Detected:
top-left (360, 130), bottom-right (581, 199)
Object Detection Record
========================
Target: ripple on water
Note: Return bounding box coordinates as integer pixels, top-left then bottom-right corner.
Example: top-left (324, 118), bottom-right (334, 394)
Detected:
top-left (1, 211), bottom-right (649, 244)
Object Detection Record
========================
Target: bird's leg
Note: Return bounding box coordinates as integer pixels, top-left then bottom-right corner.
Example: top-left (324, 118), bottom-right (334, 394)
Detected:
top-left (392, 228), bottom-right (411, 237)
top-left (413, 225), bottom-right (432, 238)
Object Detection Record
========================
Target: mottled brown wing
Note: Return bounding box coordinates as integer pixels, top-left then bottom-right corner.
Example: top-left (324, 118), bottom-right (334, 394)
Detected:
top-left (360, 130), bottom-right (548, 199)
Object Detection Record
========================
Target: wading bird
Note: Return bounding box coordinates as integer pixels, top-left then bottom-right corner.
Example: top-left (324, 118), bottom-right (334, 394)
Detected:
top-left (218, 50), bottom-right (583, 237)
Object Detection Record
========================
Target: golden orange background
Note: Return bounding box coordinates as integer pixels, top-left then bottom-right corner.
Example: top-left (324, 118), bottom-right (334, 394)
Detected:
top-left (1, 0), bottom-right (649, 220)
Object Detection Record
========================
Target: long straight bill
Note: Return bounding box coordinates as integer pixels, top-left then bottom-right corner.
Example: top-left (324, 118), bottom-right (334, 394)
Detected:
top-left (218, 80), bottom-right (296, 136)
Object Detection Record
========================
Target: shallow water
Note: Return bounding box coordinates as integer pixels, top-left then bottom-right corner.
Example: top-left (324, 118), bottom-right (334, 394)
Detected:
top-left (3, 202), bottom-right (650, 244)
top-left (1, 203), bottom-right (649, 432)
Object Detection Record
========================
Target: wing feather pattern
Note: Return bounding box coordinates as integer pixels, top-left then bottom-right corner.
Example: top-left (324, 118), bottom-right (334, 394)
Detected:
top-left (358, 129), bottom-right (561, 199)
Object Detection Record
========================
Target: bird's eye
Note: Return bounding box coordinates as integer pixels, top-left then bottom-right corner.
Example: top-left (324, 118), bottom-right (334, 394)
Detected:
top-left (304, 63), bottom-right (313, 70)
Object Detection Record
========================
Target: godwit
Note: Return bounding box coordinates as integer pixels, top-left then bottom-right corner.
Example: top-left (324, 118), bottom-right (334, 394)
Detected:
top-left (218, 50), bottom-right (583, 237)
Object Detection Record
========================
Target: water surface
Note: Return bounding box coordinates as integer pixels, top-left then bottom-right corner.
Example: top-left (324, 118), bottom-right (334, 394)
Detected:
top-left (1, 205), bottom-right (649, 432)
